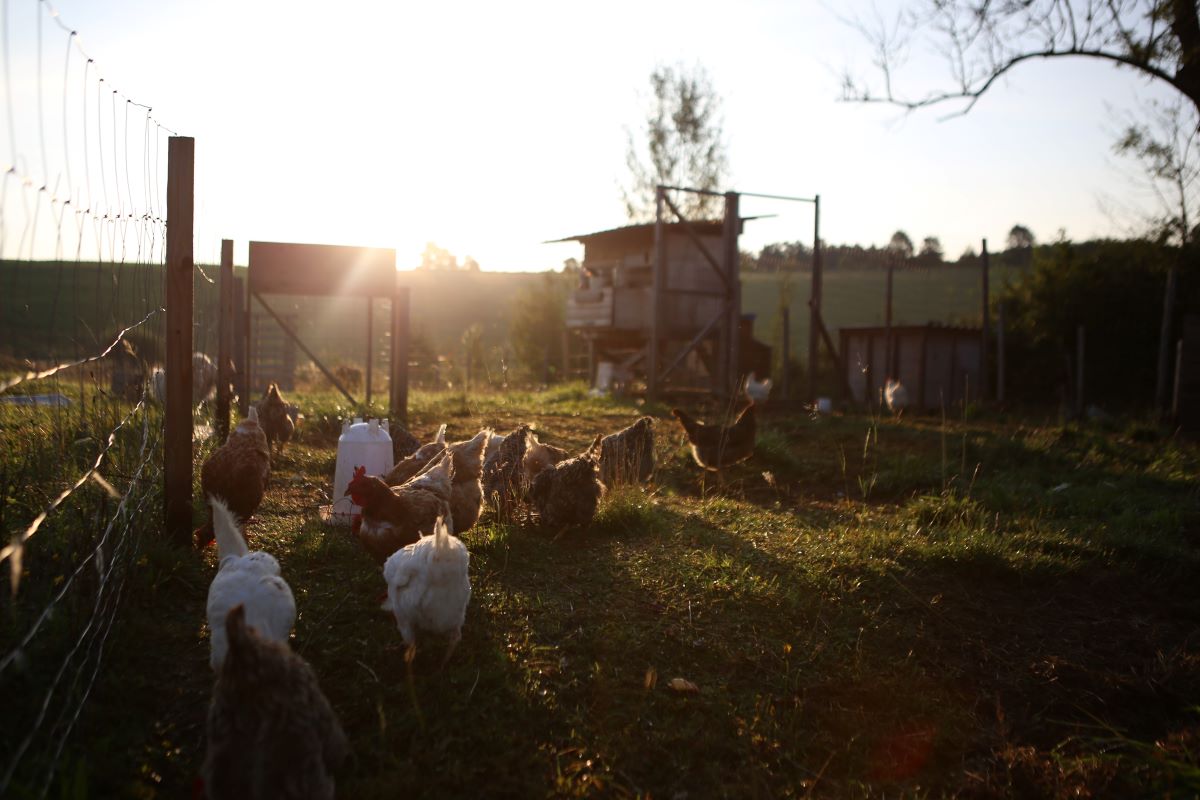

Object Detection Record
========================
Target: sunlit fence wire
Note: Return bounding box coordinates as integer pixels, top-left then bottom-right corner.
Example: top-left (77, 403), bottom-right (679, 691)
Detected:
top-left (0, 1), bottom-right (198, 793)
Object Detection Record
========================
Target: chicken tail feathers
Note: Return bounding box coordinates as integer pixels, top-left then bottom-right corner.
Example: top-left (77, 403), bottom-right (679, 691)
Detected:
top-left (246, 405), bottom-right (260, 425)
top-left (432, 516), bottom-right (451, 553)
top-left (434, 423), bottom-right (447, 445)
top-left (210, 496), bottom-right (250, 561)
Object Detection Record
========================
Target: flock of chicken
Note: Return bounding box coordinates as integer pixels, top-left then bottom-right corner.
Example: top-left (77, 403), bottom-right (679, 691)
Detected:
top-left (194, 383), bottom-right (759, 799)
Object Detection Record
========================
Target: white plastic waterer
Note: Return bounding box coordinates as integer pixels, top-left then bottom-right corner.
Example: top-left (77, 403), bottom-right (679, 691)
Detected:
top-left (326, 417), bottom-right (394, 526)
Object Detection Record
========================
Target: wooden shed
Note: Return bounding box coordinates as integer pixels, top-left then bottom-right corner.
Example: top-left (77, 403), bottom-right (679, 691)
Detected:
top-left (840, 324), bottom-right (983, 412)
top-left (555, 216), bottom-right (768, 395)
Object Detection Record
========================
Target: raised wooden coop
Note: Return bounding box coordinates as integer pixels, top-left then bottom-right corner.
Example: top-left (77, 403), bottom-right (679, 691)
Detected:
top-left (555, 191), bottom-right (770, 398)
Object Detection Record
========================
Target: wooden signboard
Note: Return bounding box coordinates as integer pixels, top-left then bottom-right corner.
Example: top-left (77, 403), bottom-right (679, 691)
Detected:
top-left (248, 241), bottom-right (396, 297)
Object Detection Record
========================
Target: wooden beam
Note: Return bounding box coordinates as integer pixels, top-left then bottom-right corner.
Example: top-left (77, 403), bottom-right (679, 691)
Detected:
top-left (661, 192), bottom-right (732, 293)
top-left (648, 188), bottom-right (665, 400)
top-left (811, 303), bottom-right (856, 408)
top-left (252, 291), bottom-right (358, 406)
top-left (216, 239), bottom-right (234, 441)
top-left (390, 286), bottom-right (410, 425)
top-left (164, 136), bottom-right (194, 545)
top-left (660, 301), bottom-right (731, 383)
top-left (722, 191), bottom-right (740, 395)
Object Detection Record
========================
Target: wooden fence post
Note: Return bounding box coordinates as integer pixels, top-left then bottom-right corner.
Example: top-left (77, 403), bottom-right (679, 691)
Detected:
top-left (981, 239), bottom-right (991, 402)
top-left (216, 239), bottom-right (233, 441)
top-left (781, 306), bottom-right (790, 403)
top-left (390, 286), bottom-right (410, 426)
top-left (164, 136), bottom-right (195, 545)
top-left (365, 298), bottom-right (373, 406)
top-left (997, 301), bottom-right (1006, 405)
top-left (233, 275), bottom-right (247, 414)
top-left (1076, 324), bottom-right (1086, 418)
top-left (808, 195), bottom-right (822, 403)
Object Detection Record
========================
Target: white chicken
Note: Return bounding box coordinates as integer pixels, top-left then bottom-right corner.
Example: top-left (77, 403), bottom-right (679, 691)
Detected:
top-left (745, 372), bottom-right (773, 403)
top-left (205, 496), bottom-right (296, 670)
top-left (382, 516), bottom-right (471, 665)
top-left (884, 378), bottom-right (909, 415)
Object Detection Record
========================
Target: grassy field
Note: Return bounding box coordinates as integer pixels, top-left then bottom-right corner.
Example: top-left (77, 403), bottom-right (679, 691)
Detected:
top-left (741, 266), bottom-right (1024, 366)
top-left (1, 261), bottom-right (1020, 372)
top-left (5, 386), bottom-right (1196, 798)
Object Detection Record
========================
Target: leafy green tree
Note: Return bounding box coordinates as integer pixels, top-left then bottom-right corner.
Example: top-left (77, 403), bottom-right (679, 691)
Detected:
top-left (509, 273), bottom-right (571, 380)
top-left (1007, 225), bottom-right (1035, 251)
top-left (887, 230), bottom-right (914, 263)
top-left (623, 63), bottom-right (730, 222)
top-left (918, 235), bottom-right (944, 264)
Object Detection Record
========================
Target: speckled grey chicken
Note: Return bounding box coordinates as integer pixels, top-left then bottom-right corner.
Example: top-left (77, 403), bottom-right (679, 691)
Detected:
top-left (598, 416), bottom-right (655, 485)
top-left (390, 423), bottom-right (422, 461)
top-left (482, 425), bottom-right (532, 521)
top-left (528, 436), bottom-right (605, 532)
top-left (202, 605), bottom-right (349, 800)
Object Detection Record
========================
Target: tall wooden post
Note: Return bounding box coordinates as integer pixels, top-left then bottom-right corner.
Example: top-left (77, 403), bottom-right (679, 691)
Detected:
top-left (365, 298), bottom-right (373, 405)
top-left (1076, 324), bottom-right (1086, 418)
top-left (781, 306), bottom-right (790, 403)
top-left (884, 256), bottom-right (895, 380)
top-left (233, 275), bottom-right (247, 414)
top-left (244, 282), bottom-right (253, 412)
top-left (723, 191), bottom-right (741, 395)
top-left (648, 187), bottom-right (665, 400)
top-left (164, 136), bottom-right (194, 545)
top-left (1156, 264), bottom-right (1179, 416)
top-left (216, 239), bottom-right (234, 441)
top-left (997, 301), bottom-right (1006, 405)
top-left (808, 195), bottom-right (822, 402)
top-left (390, 286), bottom-right (410, 426)
top-left (981, 238), bottom-right (991, 401)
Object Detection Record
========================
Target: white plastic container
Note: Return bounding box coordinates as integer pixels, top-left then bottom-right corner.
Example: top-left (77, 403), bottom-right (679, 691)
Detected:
top-left (326, 417), bottom-right (394, 526)
top-left (594, 361), bottom-right (615, 392)
top-left (816, 396), bottom-right (833, 415)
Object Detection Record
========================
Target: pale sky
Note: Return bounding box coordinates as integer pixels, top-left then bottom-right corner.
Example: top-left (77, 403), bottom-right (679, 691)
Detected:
top-left (1, 0), bottom-right (1180, 271)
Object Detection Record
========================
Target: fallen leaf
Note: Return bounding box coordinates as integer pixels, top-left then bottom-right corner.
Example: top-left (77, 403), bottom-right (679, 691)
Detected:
top-left (644, 667), bottom-right (658, 690)
top-left (668, 677), bottom-right (699, 694)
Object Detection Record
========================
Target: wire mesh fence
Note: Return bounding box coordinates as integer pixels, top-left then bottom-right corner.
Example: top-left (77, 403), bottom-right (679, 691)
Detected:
top-left (0, 2), bottom-right (196, 793)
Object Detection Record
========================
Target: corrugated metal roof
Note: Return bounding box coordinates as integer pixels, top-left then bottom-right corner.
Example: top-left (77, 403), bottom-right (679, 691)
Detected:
top-left (545, 216), bottom-right (768, 245)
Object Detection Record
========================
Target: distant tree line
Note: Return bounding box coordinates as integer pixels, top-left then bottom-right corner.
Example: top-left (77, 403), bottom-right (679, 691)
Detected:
top-left (741, 224), bottom-right (1038, 272)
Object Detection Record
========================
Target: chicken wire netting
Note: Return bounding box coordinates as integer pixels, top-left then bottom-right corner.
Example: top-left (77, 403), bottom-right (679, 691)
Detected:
top-left (0, 3), bottom-right (206, 793)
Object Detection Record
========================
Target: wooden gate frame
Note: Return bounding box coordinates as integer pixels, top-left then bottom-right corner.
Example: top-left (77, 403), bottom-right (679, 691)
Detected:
top-left (236, 241), bottom-right (410, 423)
top-left (646, 186), bottom-right (741, 400)
top-left (646, 185), bottom-right (832, 403)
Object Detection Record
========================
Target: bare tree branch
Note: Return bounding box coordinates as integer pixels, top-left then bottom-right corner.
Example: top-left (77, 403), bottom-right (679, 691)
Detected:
top-left (841, 0), bottom-right (1200, 121)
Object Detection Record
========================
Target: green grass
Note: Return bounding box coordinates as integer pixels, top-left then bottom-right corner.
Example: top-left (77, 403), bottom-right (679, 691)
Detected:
top-left (4, 386), bottom-right (1200, 797)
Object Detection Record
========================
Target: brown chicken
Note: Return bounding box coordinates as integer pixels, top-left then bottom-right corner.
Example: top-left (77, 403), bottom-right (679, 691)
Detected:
top-left (598, 416), bottom-right (656, 485)
top-left (346, 451), bottom-right (454, 563)
top-left (255, 384), bottom-right (295, 455)
top-left (446, 428), bottom-right (491, 534)
top-left (522, 431), bottom-right (569, 482)
top-left (672, 400), bottom-right (756, 472)
top-left (197, 407), bottom-right (271, 548)
top-left (384, 424), bottom-right (447, 486)
top-left (203, 605), bottom-right (350, 800)
top-left (482, 425), bottom-right (532, 521)
top-left (529, 436), bottom-right (605, 532)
